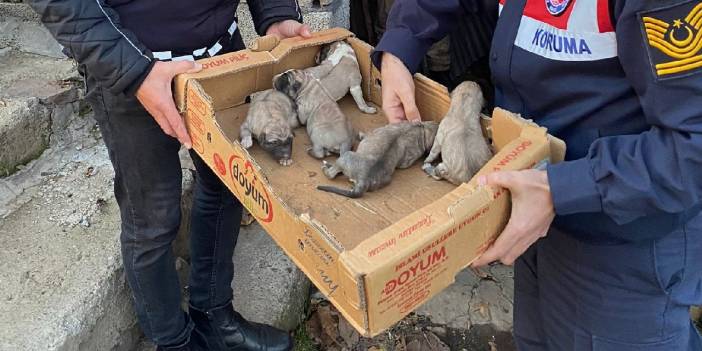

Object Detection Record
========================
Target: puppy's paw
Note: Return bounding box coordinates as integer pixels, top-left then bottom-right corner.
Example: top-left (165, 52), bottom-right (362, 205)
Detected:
top-left (361, 105), bottom-right (377, 114)
top-left (321, 161), bottom-right (340, 179)
top-left (279, 158), bottom-right (293, 167)
top-left (422, 163), bottom-right (442, 180)
top-left (240, 137), bottom-right (253, 149)
top-left (435, 163), bottom-right (450, 179)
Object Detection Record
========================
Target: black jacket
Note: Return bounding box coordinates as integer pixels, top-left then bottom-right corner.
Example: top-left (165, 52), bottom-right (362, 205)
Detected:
top-left (29, 0), bottom-right (302, 95)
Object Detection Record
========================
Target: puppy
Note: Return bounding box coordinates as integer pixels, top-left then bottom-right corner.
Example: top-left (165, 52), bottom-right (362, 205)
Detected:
top-left (239, 89), bottom-right (298, 166)
top-left (422, 81), bottom-right (493, 184)
top-left (318, 121), bottom-right (439, 198)
top-left (304, 40), bottom-right (377, 114)
top-left (273, 69), bottom-right (357, 159)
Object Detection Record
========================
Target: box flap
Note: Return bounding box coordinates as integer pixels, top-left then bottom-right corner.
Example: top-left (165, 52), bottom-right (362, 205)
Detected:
top-left (174, 28), bottom-right (354, 113)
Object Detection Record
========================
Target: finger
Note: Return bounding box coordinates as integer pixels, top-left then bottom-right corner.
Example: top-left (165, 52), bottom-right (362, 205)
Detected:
top-left (381, 88), bottom-right (406, 123)
top-left (150, 110), bottom-right (177, 138)
top-left (382, 104), bottom-right (407, 124)
top-left (162, 100), bottom-right (192, 149)
top-left (398, 87), bottom-right (420, 122)
top-left (280, 20), bottom-right (302, 38)
top-left (472, 216), bottom-right (521, 267)
top-left (478, 171), bottom-right (519, 189)
top-left (471, 241), bottom-right (506, 267)
top-left (298, 24), bottom-right (312, 38)
top-left (501, 239), bottom-right (531, 266)
top-left (166, 60), bottom-right (202, 77)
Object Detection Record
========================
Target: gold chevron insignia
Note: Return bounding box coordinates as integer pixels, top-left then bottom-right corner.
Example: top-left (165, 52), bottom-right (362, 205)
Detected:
top-left (642, 2), bottom-right (702, 77)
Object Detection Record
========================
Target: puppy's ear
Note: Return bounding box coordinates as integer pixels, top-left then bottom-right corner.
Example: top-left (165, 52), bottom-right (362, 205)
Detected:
top-left (292, 78), bottom-right (302, 94)
top-left (273, 73), bottom-right (288, 93)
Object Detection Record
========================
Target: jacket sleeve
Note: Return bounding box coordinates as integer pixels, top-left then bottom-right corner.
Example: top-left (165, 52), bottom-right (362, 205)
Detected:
top-left (29, 0), bottom-right (153, 95)
top-left (371, 0), bottom-right (482, 73)
top-left (247, 0), bottom-right (303, 36)
top-left (547, 1), bottom-right (702, 226)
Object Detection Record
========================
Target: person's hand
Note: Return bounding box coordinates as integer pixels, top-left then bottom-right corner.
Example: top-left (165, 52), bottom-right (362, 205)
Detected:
top-left (266, 20), bottom-right (312, 39)
top-left (136, 60), bottom-right (202, 148)
top-left (381, 52), bottom-right (420, 124)
top-left (471, 170), bottom-right (555, 267)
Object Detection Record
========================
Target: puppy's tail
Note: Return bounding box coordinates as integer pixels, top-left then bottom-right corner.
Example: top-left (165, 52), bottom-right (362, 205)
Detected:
top-left (317, 185), bottom-right (362, 198)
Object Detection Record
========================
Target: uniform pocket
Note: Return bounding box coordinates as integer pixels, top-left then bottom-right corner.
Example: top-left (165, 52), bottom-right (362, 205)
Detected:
top-left (652, 229), bottom-right (686, 295)
top-left (593, 334), bottom-right (681, 351)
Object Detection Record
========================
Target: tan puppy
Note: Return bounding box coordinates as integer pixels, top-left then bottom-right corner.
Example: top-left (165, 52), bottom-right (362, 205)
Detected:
top-left (273, 69), bottom-right (357, 159)
top-left (239, 89), bottom-right (298, 166)
top-left (304, 40), bottom-right (377, 114)
top-left (422, 81), bottom-right (493, 184)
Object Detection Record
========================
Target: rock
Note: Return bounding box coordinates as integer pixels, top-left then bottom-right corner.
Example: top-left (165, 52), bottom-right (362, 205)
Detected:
top-left (0, 49), bottom-right (78, 177)
top-left (416, 265), bottom-right (514, 332)
top-left (0, 165), bottom-right (139, 351)
top-left (0, 97), bottom-right (50, 177)
top-left (0, 3), bottom-right (65, 58)
top-left (232, 223), bottom-right (311, 331)
top-left (0, 3), bottom-right (41, 22)
top-left (16, 21), bottom-right (65, 58)
top-left (468, 279), bottom-right (512, 331)
top-left (0, 17), bottom-right (20, 49)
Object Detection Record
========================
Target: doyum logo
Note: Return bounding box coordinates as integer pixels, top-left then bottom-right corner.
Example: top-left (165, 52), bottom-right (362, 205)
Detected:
top-left (229, 155), bottom-right (274, 222)
top-left (381, 246), bottom-right (447, 297)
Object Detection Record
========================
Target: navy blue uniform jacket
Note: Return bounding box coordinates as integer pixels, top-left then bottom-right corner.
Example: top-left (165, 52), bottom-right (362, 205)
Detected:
top-left (373, 0), bottom-right (702, 243)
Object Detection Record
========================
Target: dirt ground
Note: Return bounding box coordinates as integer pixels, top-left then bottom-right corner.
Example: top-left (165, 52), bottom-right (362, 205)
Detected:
top-left (297, 296), bottom-right (702, 351)
top-left (295, 294), bottom-right (515, 351)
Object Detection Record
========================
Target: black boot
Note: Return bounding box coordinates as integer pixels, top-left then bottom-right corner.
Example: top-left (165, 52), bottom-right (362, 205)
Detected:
top-left (156, 329), bottom-right (208, 351)
top-left (189, 303), bottom-right (293, 351)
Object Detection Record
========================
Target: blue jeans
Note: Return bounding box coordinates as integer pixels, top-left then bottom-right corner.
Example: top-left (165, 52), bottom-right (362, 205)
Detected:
top-left (84, 36), bottom-right (244, 346)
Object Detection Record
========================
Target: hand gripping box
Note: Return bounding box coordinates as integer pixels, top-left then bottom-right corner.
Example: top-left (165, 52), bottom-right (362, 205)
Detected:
top-left (174, 28), bottom-right (566, 337)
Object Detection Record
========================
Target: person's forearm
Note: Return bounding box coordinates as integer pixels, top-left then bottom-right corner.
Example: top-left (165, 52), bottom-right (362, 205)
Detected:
top-left (371, 0), bottom-right (481, 73)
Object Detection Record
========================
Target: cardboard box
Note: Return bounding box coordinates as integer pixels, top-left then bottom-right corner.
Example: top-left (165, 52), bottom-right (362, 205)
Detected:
top-left (174, 28), bottom-right (566, 337)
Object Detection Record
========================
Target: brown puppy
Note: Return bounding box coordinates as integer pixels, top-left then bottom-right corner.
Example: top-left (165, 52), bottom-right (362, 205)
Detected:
top-left (239, 89), bottom-right (298, 166)
top-left (318, 121), bottom-right (439, 198)
top-left (422, 81), bottom-right (493, 184)
top-left (304, 40), bottom-right (377, 114)
top-left (273, 69), bottom-right (358, 159)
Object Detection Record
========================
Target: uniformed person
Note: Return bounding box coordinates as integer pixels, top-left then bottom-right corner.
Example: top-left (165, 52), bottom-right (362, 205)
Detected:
top-left (374, 0), bottom-right (702, 350)
top-left (30, 1), bottom-right (310, 350)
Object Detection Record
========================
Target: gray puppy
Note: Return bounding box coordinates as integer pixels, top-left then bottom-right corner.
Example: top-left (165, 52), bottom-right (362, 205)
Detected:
top-left (318, 121), bottom-right (439, 198)
top-left (304, 40), bottom-right (376, 114)
top-left (422, 81), bottom-right (493, 184)
top-left (273, 69), bottom-right (357, 159)
top-left (239, 89), bottom-right (298, 166)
